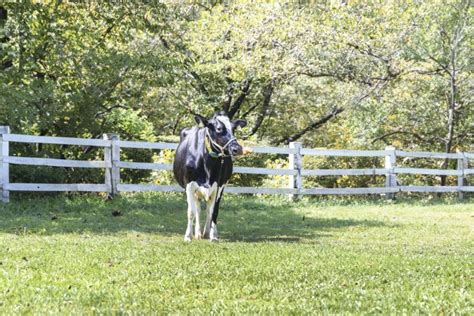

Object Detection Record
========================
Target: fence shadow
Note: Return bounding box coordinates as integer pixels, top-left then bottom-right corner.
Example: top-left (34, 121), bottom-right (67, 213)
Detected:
top-left (0, 193), bottom-right (387, 242)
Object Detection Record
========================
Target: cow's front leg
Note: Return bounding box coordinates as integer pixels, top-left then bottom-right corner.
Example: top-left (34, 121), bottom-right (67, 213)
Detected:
top-left (209, 186), bottom-right (225, 242)
top-left (203, 206), bottom-right (212, 239)
top-left (210, 222), bottom-right (219, 242)
top-left (203, 183), bottom-right (218, 239)
top-left (185, 182), bottom-right (199, 242)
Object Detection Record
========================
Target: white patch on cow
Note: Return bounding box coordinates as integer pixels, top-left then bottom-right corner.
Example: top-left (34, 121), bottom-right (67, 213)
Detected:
top-left (185, 182), bottom-right (203, 241)
top-left (216, 115), bottom-right (233, 135)
top-left (186, 181), bottom-right (219, 242)
top-left (184, 182), bottom-right (198, 241)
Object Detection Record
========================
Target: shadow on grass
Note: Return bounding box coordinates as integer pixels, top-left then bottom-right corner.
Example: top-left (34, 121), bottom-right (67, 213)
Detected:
top-left (0, 193), bottom-right (387, 242)
top-left (221, 199), bottom-right (387, 243)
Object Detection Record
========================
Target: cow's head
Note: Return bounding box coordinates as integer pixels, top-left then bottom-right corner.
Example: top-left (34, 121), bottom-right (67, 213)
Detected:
top-left (195, 111), bottom-right (247, 156)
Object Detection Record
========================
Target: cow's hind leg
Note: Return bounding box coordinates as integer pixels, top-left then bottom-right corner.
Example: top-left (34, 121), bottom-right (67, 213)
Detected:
top-left (194, 198), bottom-right (202, 240)
top-left (203, 202), bottom-right (212, 239)
top-left (184, 182), bottom-right (199, 242)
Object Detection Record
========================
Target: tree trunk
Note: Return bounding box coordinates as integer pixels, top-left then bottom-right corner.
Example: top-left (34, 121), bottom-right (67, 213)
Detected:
top-left (440, 32), bottom-right (458, 187)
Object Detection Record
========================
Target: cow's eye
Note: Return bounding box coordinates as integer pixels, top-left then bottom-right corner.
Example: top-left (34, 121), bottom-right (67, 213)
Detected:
top-left (216, 127), bottom-right (224, 134)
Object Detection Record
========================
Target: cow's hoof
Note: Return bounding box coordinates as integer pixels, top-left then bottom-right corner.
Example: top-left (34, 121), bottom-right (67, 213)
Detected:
top-left (210, 238), bottom-right (219, 242)
top-left (184, 236), bottom-right (192, 242)
top-left (195, 233), bottom-right (202, 240)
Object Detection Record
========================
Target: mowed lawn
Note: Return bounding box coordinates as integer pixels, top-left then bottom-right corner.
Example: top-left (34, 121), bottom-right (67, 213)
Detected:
top-left (0, 193), bottom-right (472, 314)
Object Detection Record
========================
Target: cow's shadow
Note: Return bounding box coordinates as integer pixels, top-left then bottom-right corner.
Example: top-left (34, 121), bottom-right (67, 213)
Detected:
top-left (0, 193), bottom-right (387, 242)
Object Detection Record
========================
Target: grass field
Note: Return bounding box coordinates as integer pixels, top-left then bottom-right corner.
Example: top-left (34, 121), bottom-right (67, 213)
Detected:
top-left (0, 193), bottom-right (472, 314)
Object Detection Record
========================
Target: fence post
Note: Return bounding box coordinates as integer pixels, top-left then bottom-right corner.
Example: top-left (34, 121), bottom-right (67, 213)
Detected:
top-left (103, 134), bottom-right (120, 198)
top-left (111, 134), bottom-right (120, 197)
top-left (103, 134), bottom-right (113, 198)
top-left (0, 126), bottom-right (10, 203)
top-left (288, 142), bottom-right (302, 201)
top-left (384, 146), bottom-right (397, 199)
top-left (457, 152), bottom-right (467, 200)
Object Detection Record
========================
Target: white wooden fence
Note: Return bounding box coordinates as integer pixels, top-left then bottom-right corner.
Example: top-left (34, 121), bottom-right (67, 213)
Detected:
top-left (0, 126), bottom-right (473, 203)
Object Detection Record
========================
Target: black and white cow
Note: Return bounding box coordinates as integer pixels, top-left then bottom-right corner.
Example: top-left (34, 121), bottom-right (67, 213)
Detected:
top-left (173, 111), bottom-right (247, 241)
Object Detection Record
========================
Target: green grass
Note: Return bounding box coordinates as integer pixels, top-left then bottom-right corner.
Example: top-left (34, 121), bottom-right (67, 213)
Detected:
top-left (0, 193), bottom-right (472, 314)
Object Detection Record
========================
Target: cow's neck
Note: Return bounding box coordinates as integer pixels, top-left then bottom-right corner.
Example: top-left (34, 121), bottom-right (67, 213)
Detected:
top-left (195, 128), bottom-right (230, 186)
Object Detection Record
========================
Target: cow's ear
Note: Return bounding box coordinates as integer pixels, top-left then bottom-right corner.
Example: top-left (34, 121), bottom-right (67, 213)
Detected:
top-left (194, 114), bottom-right (209, 127)
top-left (232, 119), bottom-right (247, 129)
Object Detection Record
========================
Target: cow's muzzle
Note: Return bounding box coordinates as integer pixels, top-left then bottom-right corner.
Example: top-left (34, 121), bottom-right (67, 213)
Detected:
top-left (229, 142), bottom-right (243, 156)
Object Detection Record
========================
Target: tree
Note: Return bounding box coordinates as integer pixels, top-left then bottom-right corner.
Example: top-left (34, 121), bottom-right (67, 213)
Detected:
top-left (408, 0), bottom-right (472, 157)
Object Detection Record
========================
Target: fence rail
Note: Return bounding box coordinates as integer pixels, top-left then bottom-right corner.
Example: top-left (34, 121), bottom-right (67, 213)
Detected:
top-left (0, 126), bottom-right (472, 203)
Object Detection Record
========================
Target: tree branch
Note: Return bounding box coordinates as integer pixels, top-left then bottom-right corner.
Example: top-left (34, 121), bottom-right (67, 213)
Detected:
top-left (371, 129), bottom-right (447, 146)
top-left (221, 75), bottom-right (234, 113)
top-left (241, 101), bottom-right (261, 119)
top-left (276, 107), bottom-right (345, 145)
top-left (371, 129), bottom-right (426, 145)
top-left (244, 82), bottom-right (274, 139)
top-left (228, 78), bottom-right (252, 119)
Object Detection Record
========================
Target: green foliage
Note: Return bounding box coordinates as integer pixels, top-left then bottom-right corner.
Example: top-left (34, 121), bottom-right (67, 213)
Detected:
top-left (303, 156), bottom-right (385, 189)
top-left (262, 157), bottom-right (289, 189)
top-left (0, 194), bottom-right (472, 313)
top-left (150, 149), bottom-right (175, 185)
top-left (0, 1), bottom-right (472, 186)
